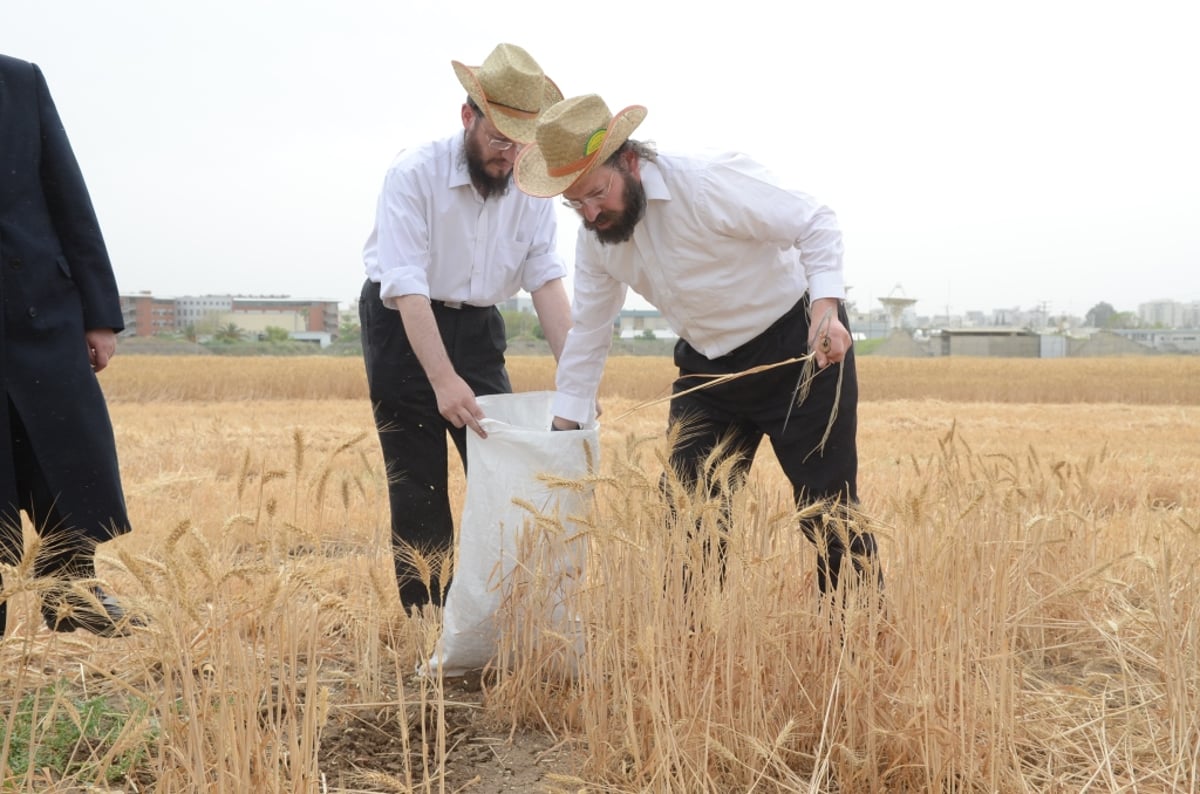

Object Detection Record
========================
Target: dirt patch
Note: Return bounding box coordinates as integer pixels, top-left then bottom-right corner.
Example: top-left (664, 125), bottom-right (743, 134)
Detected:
top-left (319, 676), bottom-right (576, 792)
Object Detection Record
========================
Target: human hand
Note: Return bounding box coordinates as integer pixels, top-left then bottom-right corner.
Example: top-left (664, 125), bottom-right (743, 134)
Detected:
top-left (85, 328), bottom-right (117, 372)
top-left (432, 373), bottom-right (487, 438)
top-left (551, 416), bottom-right (581, 431)
top-left (808, 299), bottom-right (851, 369)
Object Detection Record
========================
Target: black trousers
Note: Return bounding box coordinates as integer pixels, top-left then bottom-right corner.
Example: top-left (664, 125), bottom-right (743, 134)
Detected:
top-left (359, 279), bottom-right (511, 609)
top-left (666, 295), bottom-right (879, 593)
top-left (2, 401), bottom-right (98, 634)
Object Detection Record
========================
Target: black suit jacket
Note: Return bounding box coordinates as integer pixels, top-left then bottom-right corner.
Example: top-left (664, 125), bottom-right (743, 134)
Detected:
top-left (0, 53), bottom-right (130, 552)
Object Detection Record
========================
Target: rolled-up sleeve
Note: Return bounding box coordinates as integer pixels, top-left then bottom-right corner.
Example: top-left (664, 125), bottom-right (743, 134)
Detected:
top-left (520, 199), bottom-right (568, 292)
top-left (553, 234), bottom-right (626, 424)
top-left (374, 167), bottom-right (433, 306)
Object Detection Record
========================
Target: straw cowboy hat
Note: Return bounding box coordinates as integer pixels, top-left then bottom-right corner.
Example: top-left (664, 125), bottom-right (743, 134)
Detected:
top-left (514, 94), bottom-right (647, 198)
top-left (452, 43), bottom-right (563, 143)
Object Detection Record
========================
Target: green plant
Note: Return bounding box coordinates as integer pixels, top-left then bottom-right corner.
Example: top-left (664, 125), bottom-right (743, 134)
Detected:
top-left (212, 322), bottom-right (245, 343)
top-left (500, 309), bottom-right (536, 340)
top-left (3, 681), bottom-right (155, 785)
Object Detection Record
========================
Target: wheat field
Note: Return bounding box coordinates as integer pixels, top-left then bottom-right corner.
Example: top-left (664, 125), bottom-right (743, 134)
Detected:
top-left (1, 355), bottom-right (1198, 792)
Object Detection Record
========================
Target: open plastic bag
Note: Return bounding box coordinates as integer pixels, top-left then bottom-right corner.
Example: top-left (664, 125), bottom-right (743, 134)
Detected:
top-left (426, 391), bottom-right (597, 677)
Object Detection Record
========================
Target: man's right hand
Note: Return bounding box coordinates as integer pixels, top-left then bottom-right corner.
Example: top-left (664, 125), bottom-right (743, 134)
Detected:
top-left (433, 372), bottom-right (487, 438)
top-left (395, 295), bottom-right (488, 438)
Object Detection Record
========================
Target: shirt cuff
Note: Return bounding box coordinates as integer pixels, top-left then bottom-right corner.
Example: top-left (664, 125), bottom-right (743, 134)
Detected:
top-left (552, 392), bottom-right (595, 425)
top-left (806, 272), bottom-right (845, 302)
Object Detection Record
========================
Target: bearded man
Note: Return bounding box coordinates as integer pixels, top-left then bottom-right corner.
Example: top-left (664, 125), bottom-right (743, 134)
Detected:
top-left (359, 44), bottom-right (572, 611)
top-left (516, 94), bottom-right (881, 597)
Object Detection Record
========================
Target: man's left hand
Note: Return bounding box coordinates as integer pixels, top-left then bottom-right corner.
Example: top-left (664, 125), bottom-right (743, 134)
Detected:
top-left (808, 299), bottom-right (851, 368)
top-left (85, 328), bottom-right (117, 373)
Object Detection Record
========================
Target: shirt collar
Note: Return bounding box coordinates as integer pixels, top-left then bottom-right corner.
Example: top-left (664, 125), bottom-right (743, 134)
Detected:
top-left (639, 158), bottom-right (671, 202)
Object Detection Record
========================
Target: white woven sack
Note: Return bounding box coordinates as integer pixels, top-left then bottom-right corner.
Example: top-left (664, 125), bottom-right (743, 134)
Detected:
top-left (427, 390), bottom-right (597, 677)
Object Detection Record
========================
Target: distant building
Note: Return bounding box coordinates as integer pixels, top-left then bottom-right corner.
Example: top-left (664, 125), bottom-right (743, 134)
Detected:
top-left (118, 292), bottom-right (340, 338)
top-left (929, 327), bottom-right (1041, 357)
top-left (226, 296), bottom-right (339, 335)
top-left (498, 295), bottom-right (535, 313)
top-left (1138, 300), bottom-right (1181, 327)
top-left (288, 331), bottom-right (335, 349)
top-left (846, 305), bottom-right (892, 340)
top-left (1113, 328), bottom-right (1199, 354)
top-left (120, 292), bottom-right (177, 337)
top-left (174, 295), bottom-right (234, 327)
top-left (1039, 333), bottom-right (1069, 359)
top-left (962, 310), bottom-right (988, 327)
top-left (1069, 330), bottom-right (1157, 357)
top-left (614, 308), bottom-right (675, 340)
top-left (1138, 299), bottom-right (1200, 329)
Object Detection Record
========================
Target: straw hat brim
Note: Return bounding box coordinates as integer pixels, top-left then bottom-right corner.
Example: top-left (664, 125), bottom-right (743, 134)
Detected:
top-left (451, 60), bottom-right (564, 143)
top-left (514, 105), bottom-right (647, 198)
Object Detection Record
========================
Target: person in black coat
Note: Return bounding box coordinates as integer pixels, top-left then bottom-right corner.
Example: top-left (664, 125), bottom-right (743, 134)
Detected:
top-left (0, 53), bottom-right (141, 637)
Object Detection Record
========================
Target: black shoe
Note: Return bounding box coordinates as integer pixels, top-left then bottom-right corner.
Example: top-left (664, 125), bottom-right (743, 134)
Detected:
top-left (42, 585), bottom-right (146, 637)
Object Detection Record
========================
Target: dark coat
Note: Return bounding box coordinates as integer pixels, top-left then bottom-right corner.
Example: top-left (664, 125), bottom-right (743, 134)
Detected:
top-left (0, 54), bottom-right (130, 551)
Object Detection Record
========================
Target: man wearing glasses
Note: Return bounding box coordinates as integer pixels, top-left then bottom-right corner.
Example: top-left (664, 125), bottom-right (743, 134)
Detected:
top-left (360, 44), bottom-right (572, 611)
top-left (516, 94), bottom-right (881, 599)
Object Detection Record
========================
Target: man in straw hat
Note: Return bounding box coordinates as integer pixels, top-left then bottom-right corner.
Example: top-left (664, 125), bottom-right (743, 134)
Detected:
top-left (360, 44), bottom-right (572, 611)
top-left (516, 94), bottom-right (881, 597)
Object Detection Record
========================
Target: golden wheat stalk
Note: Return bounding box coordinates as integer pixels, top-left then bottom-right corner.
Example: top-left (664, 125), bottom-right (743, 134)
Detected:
top-left (611, 354), bottom-right (815, 421)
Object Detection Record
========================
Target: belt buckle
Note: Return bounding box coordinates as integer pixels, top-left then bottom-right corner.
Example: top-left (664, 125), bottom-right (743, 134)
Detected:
top-left (443, 300), bottom-right (463, 310)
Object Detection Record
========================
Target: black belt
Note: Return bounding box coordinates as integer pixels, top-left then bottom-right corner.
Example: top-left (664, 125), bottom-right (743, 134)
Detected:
top-left (430, 299), bottom-right (490, 311)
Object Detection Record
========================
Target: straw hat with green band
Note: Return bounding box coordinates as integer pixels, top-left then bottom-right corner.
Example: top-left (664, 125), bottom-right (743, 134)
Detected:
top-left (515, 94), bottom-right (648, 198)
top-left (451, 43), bottom-right (563, 144)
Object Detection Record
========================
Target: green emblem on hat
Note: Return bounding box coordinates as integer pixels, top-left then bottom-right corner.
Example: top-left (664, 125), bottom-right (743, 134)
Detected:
top-left (584, 128), bottom-right (607, 157)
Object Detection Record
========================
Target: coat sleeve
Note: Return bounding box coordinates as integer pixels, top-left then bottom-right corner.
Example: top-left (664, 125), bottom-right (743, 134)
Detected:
top-left (34, 64), bottom-right (124, 332)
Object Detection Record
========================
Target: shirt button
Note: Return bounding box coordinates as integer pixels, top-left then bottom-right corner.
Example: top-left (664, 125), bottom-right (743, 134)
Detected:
top-left (28, 307), bottom-right (38, 318)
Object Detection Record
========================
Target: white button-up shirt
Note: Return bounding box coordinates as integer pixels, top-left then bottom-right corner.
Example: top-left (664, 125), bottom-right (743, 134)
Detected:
top-left (554, 150), bottom-right (846, 424)
top-left (363, 133), bottom-right (566, 309)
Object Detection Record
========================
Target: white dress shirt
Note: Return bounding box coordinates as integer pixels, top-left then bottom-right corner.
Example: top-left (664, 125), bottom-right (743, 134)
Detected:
top-left (554, 150), bottom-right (846, 424)
top-left (363, 132), bottom-right (566, 309)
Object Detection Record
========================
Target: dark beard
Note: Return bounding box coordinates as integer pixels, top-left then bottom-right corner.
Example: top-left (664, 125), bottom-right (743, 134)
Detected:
top-left (462, 131), bottom-right (511, 200)
top-left (584, 171), bottom-right (645, 245)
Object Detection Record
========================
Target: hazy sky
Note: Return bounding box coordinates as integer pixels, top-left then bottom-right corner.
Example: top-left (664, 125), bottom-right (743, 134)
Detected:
top-left (5, 0), bottom-right (1197, 318)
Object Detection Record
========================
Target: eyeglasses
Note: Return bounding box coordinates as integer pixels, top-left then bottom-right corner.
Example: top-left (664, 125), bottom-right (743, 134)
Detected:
top-left (487, 136), bottom-right (519, 151)
top-left (562, 171), bottom-right (616, 210)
